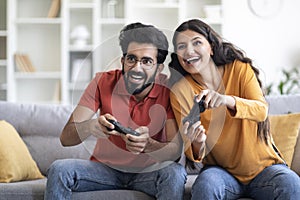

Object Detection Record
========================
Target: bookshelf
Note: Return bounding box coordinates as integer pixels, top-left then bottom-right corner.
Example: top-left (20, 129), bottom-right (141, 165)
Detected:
top-left (7, 0), bottom-right (64, 104)
top-left (4, 0), bottom-right (223, 104)
top-left (66, 0), bottom-right (97, 105)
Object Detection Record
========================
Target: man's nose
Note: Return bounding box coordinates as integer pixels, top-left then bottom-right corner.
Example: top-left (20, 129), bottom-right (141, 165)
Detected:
top-left (131, 60), bottom-right (143, 70)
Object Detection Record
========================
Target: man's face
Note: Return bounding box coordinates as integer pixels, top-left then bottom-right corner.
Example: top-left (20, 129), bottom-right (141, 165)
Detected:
top-left (122, 42), bottom-right (159, 95)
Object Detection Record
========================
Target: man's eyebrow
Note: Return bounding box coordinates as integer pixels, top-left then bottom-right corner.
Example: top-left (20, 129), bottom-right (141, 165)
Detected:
top-left (126, 54), bottom-right (154, 60)
top-left (141, 56), bottom-right (154, 60)
top-left (126, 54), bottom-right (136, 57)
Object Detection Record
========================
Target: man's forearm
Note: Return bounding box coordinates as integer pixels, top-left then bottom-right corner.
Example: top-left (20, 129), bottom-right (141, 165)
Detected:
top-left (60, 120), bottom-right (92, 146)
top-left (144, 137), bottom-right (182, 162)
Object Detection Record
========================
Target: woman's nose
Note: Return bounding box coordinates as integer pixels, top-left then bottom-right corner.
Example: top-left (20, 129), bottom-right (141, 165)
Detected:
top-left (186, 43), bottom-right (195, 54)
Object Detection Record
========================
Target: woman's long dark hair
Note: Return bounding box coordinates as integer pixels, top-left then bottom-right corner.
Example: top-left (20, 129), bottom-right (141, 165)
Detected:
top-left (169, 19), bottom-right (270, 144)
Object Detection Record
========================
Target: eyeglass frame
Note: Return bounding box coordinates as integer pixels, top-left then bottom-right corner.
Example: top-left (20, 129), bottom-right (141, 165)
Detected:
top-left (123, 54), bottom-right (158, 70)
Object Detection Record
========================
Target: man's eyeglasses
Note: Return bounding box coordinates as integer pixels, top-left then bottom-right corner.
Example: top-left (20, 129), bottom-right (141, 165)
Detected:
top-left (124, 55), bottom-right (157, 70)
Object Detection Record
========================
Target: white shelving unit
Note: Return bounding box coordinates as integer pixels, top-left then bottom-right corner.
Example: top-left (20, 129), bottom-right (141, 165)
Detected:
top-left (0, 0), bottom-right (7, 101)
top-left (7, 0), bottom-right (64, 104)
top-left (65, 0), bottom-right (96, 105)
top-left (3, 0), bottom-right (223, 105)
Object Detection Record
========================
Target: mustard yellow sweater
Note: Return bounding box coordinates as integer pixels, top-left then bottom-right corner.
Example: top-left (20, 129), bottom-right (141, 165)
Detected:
top-left (170, 60), bottom-right (284, 184)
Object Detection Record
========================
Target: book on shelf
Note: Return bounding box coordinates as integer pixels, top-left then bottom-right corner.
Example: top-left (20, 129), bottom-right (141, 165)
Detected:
top-left (14, 53), bottom-right (36, 72)
top-left (47, 0), bottom-right (61, 18)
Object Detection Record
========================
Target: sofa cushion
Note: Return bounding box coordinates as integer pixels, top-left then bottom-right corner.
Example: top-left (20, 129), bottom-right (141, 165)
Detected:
top-left (0, 121), bottom-right (44, 183)
top-left (0, 178), bottom-right (46, 200)
top-left (23, 136), bottom-right (96, 175)
top-left (269, 113), bottom-right (300, 167)
top-left (291, 128), bottom-right (300, 175)
top-left (0, 101), bottom-right (97, 175)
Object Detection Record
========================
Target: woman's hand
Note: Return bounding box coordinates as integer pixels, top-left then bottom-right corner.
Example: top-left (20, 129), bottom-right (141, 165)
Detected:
top-left (182, 120), bottom-right (206, 144)
top-left (199, 89), bottom-right (236, 110)
top-left (182, 120), bottom-right (206, 159)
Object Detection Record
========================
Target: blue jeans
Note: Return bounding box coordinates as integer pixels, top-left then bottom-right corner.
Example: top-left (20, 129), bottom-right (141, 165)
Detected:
top-left (44, 159), bottom-right (187, 200)
top-left (191, 164), bottom-right (300, 200)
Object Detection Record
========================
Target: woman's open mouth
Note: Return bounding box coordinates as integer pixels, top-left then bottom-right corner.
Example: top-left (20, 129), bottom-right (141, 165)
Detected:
top-left (184, 56), bottom-right (200, 64)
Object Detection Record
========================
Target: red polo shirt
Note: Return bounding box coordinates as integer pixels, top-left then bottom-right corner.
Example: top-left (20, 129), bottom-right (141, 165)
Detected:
top-left (79, 69), bottom-right (175, 169)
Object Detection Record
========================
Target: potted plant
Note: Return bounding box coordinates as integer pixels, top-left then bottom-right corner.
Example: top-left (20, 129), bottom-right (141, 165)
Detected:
top-left (265, 66), bottom-right (300, 95)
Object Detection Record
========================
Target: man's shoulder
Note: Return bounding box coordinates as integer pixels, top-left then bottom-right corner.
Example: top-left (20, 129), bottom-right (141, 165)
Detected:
top-left (95, 69), bottom-right (121, 77)
top-left (94, 69), bottom-right (122, 82)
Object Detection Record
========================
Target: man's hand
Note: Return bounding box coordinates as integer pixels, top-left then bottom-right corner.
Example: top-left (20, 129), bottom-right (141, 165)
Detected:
top-left (97, 114), bottom-right (125, 137)
top-left (121, 126), bottom-right (149, 154)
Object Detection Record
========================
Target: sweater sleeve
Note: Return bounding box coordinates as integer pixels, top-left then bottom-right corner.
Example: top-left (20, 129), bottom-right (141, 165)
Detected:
top-left (229, 61), bottom-right (268, 122)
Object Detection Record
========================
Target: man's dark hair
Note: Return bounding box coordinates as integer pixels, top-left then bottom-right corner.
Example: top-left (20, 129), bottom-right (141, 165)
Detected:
top-left (119, 22), bottom-right (169, 64)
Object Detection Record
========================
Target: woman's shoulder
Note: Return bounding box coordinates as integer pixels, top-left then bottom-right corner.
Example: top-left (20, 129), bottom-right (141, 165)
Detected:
top-left (225, 59), bottom-right (252, 74)
top-left (171, 75), bottom-right (193, 90)
top-left (227, 59), bottom-right (248, 68)
top-left (169, 75), bottom-right (197, 103)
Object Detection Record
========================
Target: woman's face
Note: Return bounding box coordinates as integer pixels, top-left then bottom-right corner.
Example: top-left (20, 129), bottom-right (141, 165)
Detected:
top-left (175, 29), bottom-right (213, 74)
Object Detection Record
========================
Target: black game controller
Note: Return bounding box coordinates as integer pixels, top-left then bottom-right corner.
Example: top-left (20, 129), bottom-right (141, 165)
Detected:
top-left (107, 119), bottom-right (140, 136)
top-left (182, 95), bottom-right (206, 128)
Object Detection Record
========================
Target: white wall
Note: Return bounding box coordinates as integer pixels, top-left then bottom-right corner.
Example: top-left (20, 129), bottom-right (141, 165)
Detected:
top-left (222, 0), bottom-right (300, 92)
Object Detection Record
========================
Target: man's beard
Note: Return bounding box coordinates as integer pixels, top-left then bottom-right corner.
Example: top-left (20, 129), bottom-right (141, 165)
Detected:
top-left (122, 65), bottom-right (157, 95)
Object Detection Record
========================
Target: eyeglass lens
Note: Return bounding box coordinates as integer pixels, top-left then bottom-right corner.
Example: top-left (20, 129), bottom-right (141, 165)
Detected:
top-left (125, 55), bottom-right (154, 68)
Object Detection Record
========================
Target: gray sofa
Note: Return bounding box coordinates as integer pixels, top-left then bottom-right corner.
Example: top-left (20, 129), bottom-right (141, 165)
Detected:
top-left (0, 94), bottom-right (300, 200)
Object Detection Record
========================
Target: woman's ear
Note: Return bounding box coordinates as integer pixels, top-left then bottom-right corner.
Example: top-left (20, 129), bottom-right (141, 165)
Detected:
top-left (210, 45), bottom-right (214, 56)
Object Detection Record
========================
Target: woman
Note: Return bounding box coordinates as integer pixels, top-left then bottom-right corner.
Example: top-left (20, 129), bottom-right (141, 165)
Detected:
top-left (169, 19), bottom-right (300, 200)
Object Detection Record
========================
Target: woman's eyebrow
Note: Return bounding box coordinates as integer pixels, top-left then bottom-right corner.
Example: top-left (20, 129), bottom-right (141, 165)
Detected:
top-left (191, 36), bottom-right (203, 41)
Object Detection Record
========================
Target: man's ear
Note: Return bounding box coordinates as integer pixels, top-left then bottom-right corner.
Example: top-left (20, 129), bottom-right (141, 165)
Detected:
top-left (121, 57), bottom-right (125, 65)
top-left (157, 63), bottom-right (164, 73)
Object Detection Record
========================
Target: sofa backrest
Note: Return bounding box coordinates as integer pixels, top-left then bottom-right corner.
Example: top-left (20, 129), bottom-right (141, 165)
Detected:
top-left (0, 101), bottom-right (96, 175)
top-left (266, 94), bottom-right (300, 115)
top-left (1, 94), bottom-right (300, 176)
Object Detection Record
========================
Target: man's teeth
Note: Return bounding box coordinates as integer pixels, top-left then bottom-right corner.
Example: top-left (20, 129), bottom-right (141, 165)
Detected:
top-left (131, 74), bottom-right (143, 79)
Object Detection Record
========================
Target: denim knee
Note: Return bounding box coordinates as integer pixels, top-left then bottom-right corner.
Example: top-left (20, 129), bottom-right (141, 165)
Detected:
top-left (47, 159), bottom-right (71, 176)
top-left (270, 166), bottom-right (300, 198)
top-left (159, 162), bottom-right (187, 183)
top-left (191, 166), bottom-right (243, 200)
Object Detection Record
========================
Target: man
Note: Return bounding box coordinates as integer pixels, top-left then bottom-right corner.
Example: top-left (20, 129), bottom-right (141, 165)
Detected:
top-left (44, 22), bottom-right (186, 200)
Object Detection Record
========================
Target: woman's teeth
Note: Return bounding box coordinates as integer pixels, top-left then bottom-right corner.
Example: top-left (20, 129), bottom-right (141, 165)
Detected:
top-left (186, 57), bottom-right (200, 64)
